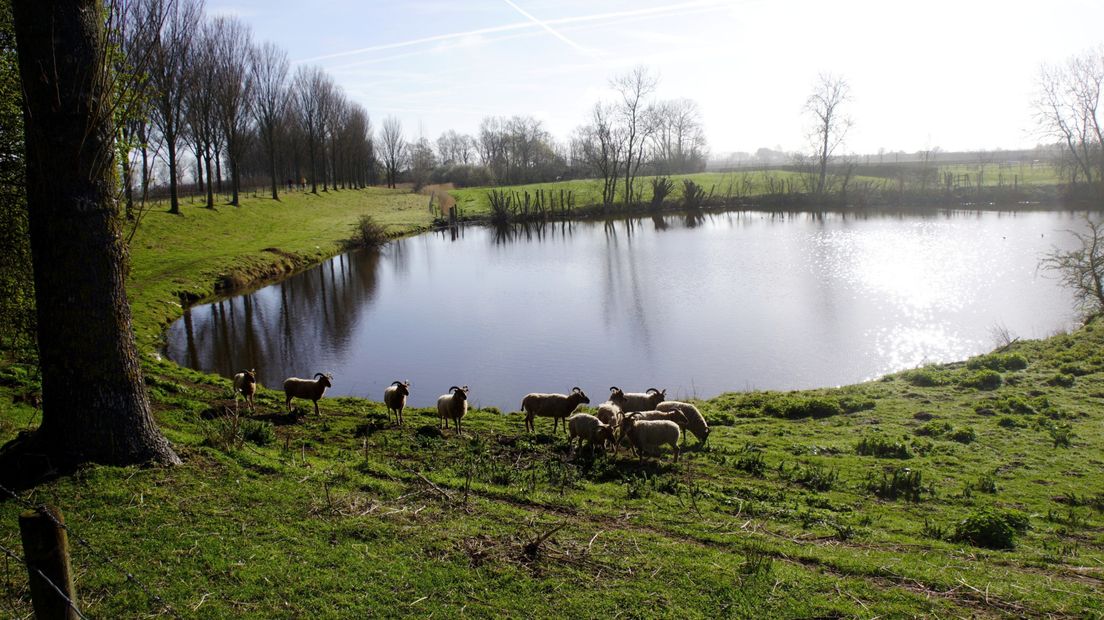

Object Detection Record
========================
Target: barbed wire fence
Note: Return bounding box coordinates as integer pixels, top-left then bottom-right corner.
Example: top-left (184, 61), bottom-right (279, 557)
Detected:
top-left (0, 481), bottom-right (184, 619)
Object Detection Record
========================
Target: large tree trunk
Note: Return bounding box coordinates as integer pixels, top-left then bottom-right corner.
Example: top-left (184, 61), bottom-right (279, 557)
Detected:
top-left (5, 0), bottom-right (180, 479)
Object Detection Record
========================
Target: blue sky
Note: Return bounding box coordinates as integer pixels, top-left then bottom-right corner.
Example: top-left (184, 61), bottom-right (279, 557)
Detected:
top-left (209, 0), bottom-right (1104, 157)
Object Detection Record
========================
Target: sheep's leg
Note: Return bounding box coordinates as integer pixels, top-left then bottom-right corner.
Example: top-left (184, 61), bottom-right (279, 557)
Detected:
top-left (314, 401), bottom-right (320, 417)
top-left (672, 444), bottom-right (680, 463)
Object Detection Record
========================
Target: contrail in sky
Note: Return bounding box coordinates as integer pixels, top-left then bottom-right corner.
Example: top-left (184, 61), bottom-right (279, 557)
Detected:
top-left (296, 0), bottom-right (733, 64)
top-left (499, 0), bottom-right (598, 57)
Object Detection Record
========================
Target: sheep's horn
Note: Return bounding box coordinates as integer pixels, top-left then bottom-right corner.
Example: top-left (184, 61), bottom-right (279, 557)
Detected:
top-left (449, 385), bottom-right (461, 393)
top-left (314, 373), bottom-right (325, 379)
top-left (609, 386), bottom-right (620, 392)
top-left (646, 387), bottom-right (660, 394)
top-left (391, 380), bottom-right (403, 386)
top-left (572, 386), bottom-right (582, 393)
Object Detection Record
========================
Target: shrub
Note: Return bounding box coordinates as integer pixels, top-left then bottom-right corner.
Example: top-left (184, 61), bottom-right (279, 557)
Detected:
top-left (1047, 373), bottom-right (1076, 387)
top-left (763, 395), bottom-right (842, 419)
top-left (996, 416), bottom-right (1023, 429)
top-left (867, 467), bottom-right (926, 502)
top-left (855, 435), bottom-right (912, 459)
top-left (960, 369), bottom-right (1003, 390)
top-left (780, 463), bottom-right (838, 491)
top-left (347, 214), bottom-right (390, 248)
top-left (953, 507), bottom-right (1029, 549)
top-left (241, 420), bottom-right (275, 446)
top-left (1058, 362), bottom-right (1089, 376)
top-left (682, 179), bottom-right (708, 210)
top-left (901, 367), bottom-right (950, 387)
top-left (1049, 423), bottom-right (1074, 447)
top-left (966, 353), bottom-right (1028, 372)
top-left (973, 473), bottom-right (999, 494)
top-left (915, 421), bottom-right (953, 437)
top-left (949, 426), bottom-right (977, 444)
top-left (734, 445), bottom-right (767, 477)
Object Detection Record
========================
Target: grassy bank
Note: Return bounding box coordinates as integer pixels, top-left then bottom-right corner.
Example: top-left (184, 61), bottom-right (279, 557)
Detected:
top-left (126, 187), bottom-right (432, 348)
top-left (0, 187), bottom-right (1101, 617)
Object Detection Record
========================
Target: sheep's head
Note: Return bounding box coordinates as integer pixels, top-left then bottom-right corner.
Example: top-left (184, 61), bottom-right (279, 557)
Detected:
top-left (571, 387), bottom-right (590, 405)
top-left (315, 373), bottom-right (334, 388)
top-left (449, 385), bottom-right (469, 401)
top-left (241, 369), bottom-right (257, 384)
top-left (391, 380), bottom-right (411, 396)
top-left (645, 387), bottom-right (667, 402)
top-left (596, 422), bottom-right (615, 445)
top-left (608, 386), bottom-right (627, 405)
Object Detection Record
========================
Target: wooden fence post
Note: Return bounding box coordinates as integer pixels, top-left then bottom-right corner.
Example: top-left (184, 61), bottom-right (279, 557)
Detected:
top-left (19, 506), bottom-right (79, 620)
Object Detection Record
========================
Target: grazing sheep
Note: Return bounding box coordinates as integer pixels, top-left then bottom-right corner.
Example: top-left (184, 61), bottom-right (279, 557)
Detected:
top-left (232, 369), bottom-right (257, 412)
top-left (520, 387), bottom-right (591, 433)
top-left (657, 401), bottom-right (710, 445)
top-left (625, 409), bottom-right (689, 429)
top-left (383, 380), bottom-right (411, 426)
top-left (620, 387), bottom-right (667, 413)
top-left (283, 372), bottom-right (332, 415)
top-left (437, 385), bottom-right (470, 434)
top-left (622, 417), bottom-right (681, 462)
top-left (567, 413), bottom-right (615, 454)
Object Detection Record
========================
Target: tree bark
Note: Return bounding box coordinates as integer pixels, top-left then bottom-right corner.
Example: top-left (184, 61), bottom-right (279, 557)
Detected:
top-left (8, 0), bottom-right (180, 474)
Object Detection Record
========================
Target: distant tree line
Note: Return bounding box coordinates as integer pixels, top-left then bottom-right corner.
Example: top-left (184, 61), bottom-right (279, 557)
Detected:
top-left (112, 0), bottom-right (711, 205)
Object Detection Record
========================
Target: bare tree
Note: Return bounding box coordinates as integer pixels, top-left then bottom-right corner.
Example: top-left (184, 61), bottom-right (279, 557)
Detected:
top-left (380, 116), bottom-right (406, 189)
top-left (651, 98), bottom-right (708, 174)
top-left (437, 129), bottom-right (475, 166)
top-left (1042, 217), bottom-right (1104, 317)
top-left (1035, 47), bottom-right (1104, 196)
top-left (805, 73), bottom-right (852, 196)
top-left (324, 87), bottom-right (347, 190)
top-left (211, 15), bottom-right (254, 206)
top-left (292, 65), bottom-right (327, 193)
top-left (611, 66), bottom-right (658, 207)
top-left (2, 0), bottom-right (180, 479)
top-left (183, 18), bottom-right (218, 208)
top-left (251, 41), bottom-right (288, 199)
top-left (574, 102), bottom-right (623, 209)
top-left (148, 0), bottom-right (202, 214)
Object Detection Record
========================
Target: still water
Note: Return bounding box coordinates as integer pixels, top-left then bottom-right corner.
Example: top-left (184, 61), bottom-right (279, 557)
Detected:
top-left (164, 210), bottom-right (1087, 410)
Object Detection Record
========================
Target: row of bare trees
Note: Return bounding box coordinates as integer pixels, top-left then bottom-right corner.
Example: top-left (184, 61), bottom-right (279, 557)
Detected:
top-left (119, 0), bottom-right (378, 216)
top-left (571, 67), bottom-right (709, 209)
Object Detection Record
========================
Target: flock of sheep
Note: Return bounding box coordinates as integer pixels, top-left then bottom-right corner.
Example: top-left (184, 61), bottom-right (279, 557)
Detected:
top-left (231, 371), bottom-right (709, 462)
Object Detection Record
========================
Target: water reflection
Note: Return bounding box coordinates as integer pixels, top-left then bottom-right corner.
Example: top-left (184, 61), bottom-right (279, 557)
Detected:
top-left (165, 209), bottom-right (1086, 409)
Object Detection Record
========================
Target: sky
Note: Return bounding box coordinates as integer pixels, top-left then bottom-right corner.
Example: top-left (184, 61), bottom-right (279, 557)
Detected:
top-left (207, 0), bottom-right (1104, 158)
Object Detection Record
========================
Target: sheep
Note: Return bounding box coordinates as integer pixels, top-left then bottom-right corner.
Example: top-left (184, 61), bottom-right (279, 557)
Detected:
top-left (437, 385), bottom-right (469, 434)
top-left (383, 380), bottom-right (411, 426)
top-left (567, 413), bottom-right (615, 455)
top-left (622, 417), bottom-right (681, 462)
top-left (283, 372), bottom-right (332, 415)
top-left (232, 369), bottom-right (257, 412)
top-left (620, 387), bottom-right (667, 413)
top-left (657, 400), bottom-right (710, 445)
top-left (625, 409), bottom-right (689, 429)
top-left (520, 387), bottom-right (591, 433)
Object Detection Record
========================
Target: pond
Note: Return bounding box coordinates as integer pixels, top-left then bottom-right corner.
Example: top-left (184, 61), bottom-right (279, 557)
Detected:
top-left (164, 209), bottom-right (1088, 410)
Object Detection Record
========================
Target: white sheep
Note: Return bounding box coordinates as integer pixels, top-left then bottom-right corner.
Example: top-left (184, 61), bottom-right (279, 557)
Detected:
top-left (520, 387), bottom-right (591, 433)
top-left (283, 372), bottom-right (332, 415)
top-left (622, 417), bottom-right (681, 462)
top-left (620, 387), bottom-right (667, 413)
top-left (657, 401), bottom-right (710, 445)
top-left (383, 380), bottom-right (411, 426)
top-left (232, 369), bottom-right (257, 412)
top-left (437, 385), bottom-right (469, 434)
top-left (567, 413), bottom-right (615, 454)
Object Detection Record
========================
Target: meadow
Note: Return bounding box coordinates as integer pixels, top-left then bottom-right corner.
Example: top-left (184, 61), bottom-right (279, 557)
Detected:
top-left (0, 184), bottom-right (1101, 618)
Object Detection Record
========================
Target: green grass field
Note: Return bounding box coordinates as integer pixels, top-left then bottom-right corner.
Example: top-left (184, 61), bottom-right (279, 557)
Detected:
top-left (449, 163), bottom-right (1065, 215)
top-left (1, 185), bottom-right (1101, 618)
